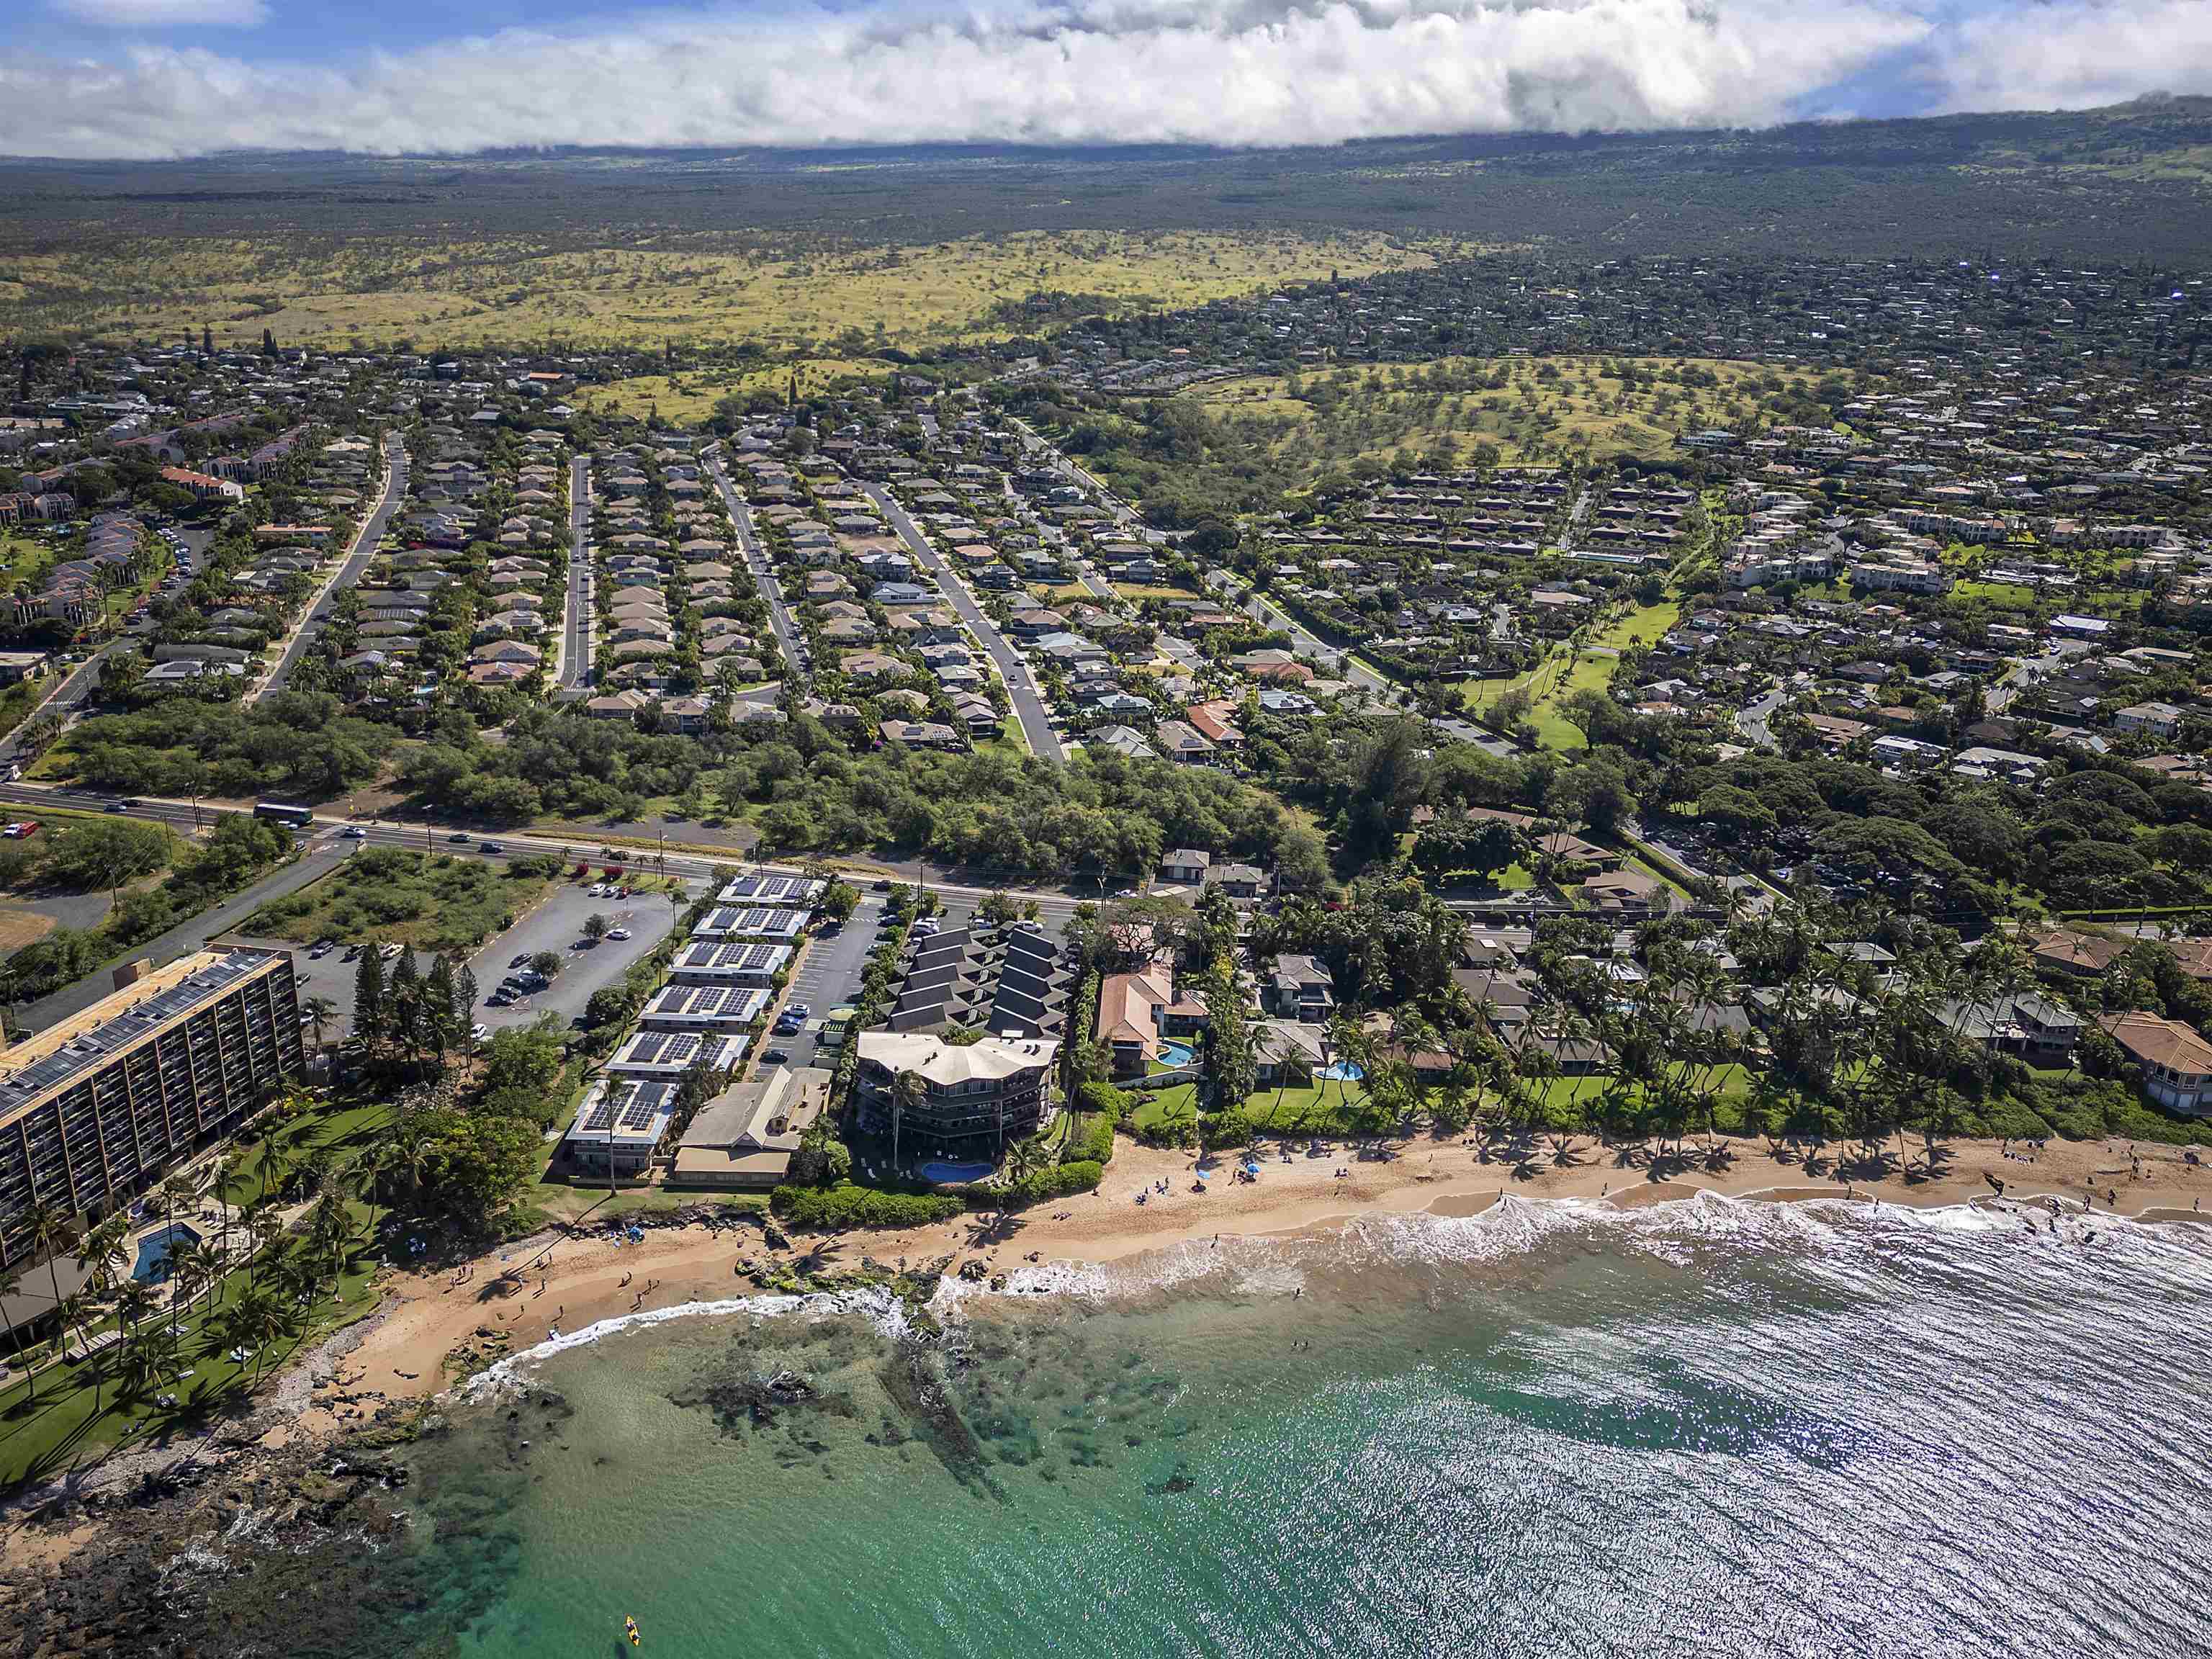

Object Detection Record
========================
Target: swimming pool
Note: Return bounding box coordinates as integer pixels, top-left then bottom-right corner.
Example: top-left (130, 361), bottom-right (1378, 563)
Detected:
top-left (1316, 1061), bottom-right (1364, 1082)
top-left (918, 1159), bottom-right (995, 1186)
top-left (1156, 1041), bottom-right (1196, 1067)
top-left (132, 1221), bottom-right (203, 1285)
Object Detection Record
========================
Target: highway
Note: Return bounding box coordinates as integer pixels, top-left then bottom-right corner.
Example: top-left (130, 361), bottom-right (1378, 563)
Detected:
top-left (558, 453), bottom-right (594, 697)
top-left (863, 484), bottom-right (1064, 763)
top-left (254, 433), bottom-right (407, 701)
top-left (705, 449), bottom-right (807, 686)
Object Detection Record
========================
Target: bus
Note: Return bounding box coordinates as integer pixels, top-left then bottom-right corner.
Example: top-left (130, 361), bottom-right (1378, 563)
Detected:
top-left (253, 801), bottom-right (315, 830)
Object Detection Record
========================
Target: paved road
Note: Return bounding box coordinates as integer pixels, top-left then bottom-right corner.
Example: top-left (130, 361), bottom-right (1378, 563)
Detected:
top-left (559, 454), bottom-right (593, 696)
top-left (1008, 416), bottom-right (1141, 530)
top-left (1234, 582), bottom-right (1398, 701)
top-left (865, 484), bottom-right (1065, 763)
top-left (0, 782), bottom-right (1110, 950)
top-left (1736, 687), bottom-right (1787, 748)
top-left (1987, 644), bottom-right (2074, 714)
top-left (770, 895), bottom-right (886, 1069)
top-left (12, 844), bottom-right (347, 1031)
top-left (256, 434), bottom-right (407, 701)
top-left (705, 450), bottom-right (806, 686)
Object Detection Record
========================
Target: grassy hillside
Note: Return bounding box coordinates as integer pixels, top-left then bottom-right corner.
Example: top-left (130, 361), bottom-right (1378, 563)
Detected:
top-left (1197, 355), bottom-right (1827, 477)
top-left (0, 229), bottom-right (1439, 354)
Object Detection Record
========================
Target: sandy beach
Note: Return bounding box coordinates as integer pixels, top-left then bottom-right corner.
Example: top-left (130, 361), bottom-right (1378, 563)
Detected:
top-left (307, 1129), bottom-right (2212, 1416)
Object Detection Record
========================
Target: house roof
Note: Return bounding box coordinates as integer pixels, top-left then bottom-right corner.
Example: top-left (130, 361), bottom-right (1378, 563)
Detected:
top-left (2101, 1011), bottom-right (2212, 1076)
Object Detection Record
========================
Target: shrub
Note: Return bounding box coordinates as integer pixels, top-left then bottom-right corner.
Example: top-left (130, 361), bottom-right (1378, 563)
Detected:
top-left (1067, 1110), bottom-right (1117, 1166)
top-left (987, 1159), bottom-right (1105, 1211)
top-left (770, 1182), bottom-right (963, 1230)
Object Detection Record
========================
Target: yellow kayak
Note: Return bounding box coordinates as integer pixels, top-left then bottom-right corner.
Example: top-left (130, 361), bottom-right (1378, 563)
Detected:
top-left (625, 1618), bottom-right (641, 1647)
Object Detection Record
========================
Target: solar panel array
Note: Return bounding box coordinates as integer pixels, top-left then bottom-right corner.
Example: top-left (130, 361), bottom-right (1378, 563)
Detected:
top-left (694, 907), bottom-right (804, 938)
top-left (716, 871), bottom-right (823, 906)
top-left (647, 984), bottom-right (768, 1022)
top-left (579, 1079), bottom-right (677, 1134)
top-left (625, 1031), bottom-right (699, 1068)
top-left (678, 942), bottom-right (786, 971)
top-left (0, 951), bottom-right (274, 1106)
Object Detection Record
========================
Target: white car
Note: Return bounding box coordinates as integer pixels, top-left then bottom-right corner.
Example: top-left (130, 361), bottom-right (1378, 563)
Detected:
top-left (606, 927), bottom-right (631, 940)
top-left (470, 1023), bottom-right (489, 1041)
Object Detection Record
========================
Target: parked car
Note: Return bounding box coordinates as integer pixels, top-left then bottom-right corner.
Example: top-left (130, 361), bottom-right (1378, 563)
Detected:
top-left (788, 1003), bottom-right (811, 1018)
top-left (308, 939), bottom-right (335, 958)
top-left (606, 927), bottom-right (631, 941)
top-left (470, 1023), bottom-right (489, 1042)
top-left (762, 1050), bottom-right (790, 1065)
top-left (510, 953), bottom-right (529, 968)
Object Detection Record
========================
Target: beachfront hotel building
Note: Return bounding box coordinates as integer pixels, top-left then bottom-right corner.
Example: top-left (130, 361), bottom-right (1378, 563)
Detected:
top-left (0, 948), bottom-right (304, 1266)
top-left (852, 1031), bottom-right (1059, 1161)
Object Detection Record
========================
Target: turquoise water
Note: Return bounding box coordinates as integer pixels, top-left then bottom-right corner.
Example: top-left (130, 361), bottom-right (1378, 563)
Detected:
top-left (132, 1221), bottom-right (201, 1283)
top-left (1156, 1040), bottom-right (1195, 1066)
top-left (918, 1159), bottom-right (996, 1184)
top-left (204, 1196), bottom-right (2212, 1656)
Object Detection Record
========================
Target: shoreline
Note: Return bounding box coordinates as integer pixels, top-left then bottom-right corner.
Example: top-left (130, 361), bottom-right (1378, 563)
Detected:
top-left (6, 1127), bottom-right (2207, 1576)
top-left (308, 1128), bottom-right (2212, 1418)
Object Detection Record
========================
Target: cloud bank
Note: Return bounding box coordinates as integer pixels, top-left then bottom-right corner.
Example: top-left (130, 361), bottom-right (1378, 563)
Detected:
top-left (52, 0), bottom-right (267, 25)
top-left (1, 0), bottom-right (2208, 161)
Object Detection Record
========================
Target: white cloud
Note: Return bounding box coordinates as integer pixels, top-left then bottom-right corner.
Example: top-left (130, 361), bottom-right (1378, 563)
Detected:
top-left (0, 0), bottom-right (2206, 161)
top-left (52, 0), bottom-right (269, 27)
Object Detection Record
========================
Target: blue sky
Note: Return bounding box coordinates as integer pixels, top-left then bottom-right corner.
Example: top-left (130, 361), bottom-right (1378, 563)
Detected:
top-left (2, 0), bottom-right (2208, 160)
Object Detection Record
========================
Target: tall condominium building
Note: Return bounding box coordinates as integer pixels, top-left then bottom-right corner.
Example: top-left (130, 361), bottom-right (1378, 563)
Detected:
top-left (853, 1031), bottom-right (1060, 1161)
top-left (0, 948), bottom-right (303, 1264)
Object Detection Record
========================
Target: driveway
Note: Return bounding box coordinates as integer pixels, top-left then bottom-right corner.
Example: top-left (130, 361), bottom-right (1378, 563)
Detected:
top-left (469, 878), bottom-right (688, 1033)
top-left (765, 894), bottom-right (886, 1069)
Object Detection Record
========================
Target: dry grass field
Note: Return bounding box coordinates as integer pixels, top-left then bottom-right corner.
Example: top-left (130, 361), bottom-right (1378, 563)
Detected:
top-left (1, 229), bottom-right (1444, 354)
top-left (1196, 354), bottom-right (1831, 477)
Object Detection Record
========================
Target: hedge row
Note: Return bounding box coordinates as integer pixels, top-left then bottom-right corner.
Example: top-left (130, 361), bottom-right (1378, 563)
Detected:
top-left (1067, 1110), bottom-right (1118, 1166)
top-left (770, 1182), bottom-right (964, 1231)
top-left (986, 1159), bottom-right (1105, 1212)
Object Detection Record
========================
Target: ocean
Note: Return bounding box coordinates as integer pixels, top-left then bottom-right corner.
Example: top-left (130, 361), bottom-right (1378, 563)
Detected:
top-left (207, 1195), bottom-right (2212, 1658)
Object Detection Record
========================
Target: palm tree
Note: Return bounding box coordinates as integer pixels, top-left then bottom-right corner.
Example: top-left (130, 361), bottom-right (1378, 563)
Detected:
top-left (892, 1071), bottom-right (927, 1177)
top-left (174, 1237), bottom-right (225, 1324)
top-left (118, 1323), bottom-right (182, 1407)
top-left (22, 1202), bottom-right (81, 1339)
top-left (54, 1295), bottom-right (104, 1410)
top-left (113, 1278), bottom-right (160, 1338)
top-left (301, 994), bottom-right (338, 1053)
top-left (219, 1288), bottom-right (287, 1384)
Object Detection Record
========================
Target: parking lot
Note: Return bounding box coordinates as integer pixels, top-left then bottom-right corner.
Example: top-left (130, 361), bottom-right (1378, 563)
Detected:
top-left (765, 894), bottom-right (886, 1070)
top-left (469, 878), bottom-right (689, 1035)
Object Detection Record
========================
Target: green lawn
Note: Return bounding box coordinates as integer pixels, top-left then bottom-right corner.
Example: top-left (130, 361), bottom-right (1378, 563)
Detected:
top-left (1529, 654), bottom-right (1617, 750)
top-left (0, 1202), bottom-right (383, 1489)
top-left (1954, 579), bottom-right (2038, 609)
top-left (1591, 598), bottom-right (1680, 650)
top-left (1130, 1079), bottom-right (1368, 1141)
top-left (245, 847), bottom-right (552, 951)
